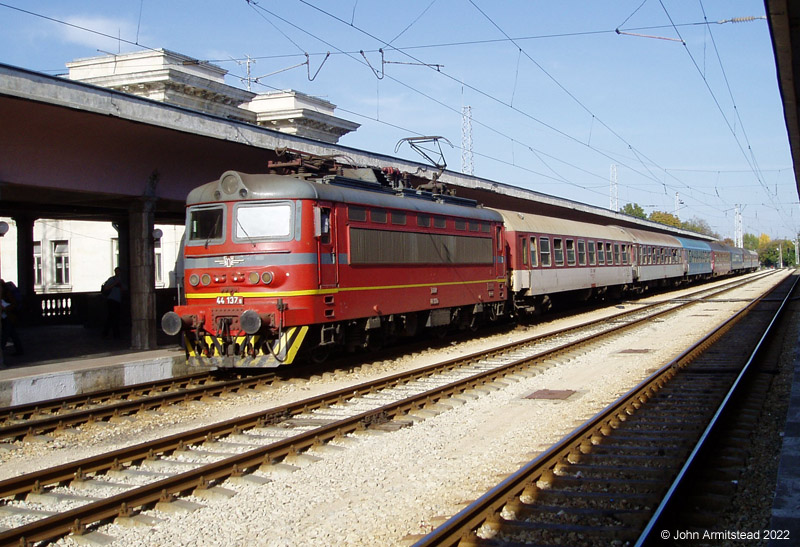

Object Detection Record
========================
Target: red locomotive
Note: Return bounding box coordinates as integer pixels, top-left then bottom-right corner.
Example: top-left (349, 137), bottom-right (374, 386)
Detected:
top-left (161, 159), bottom-right (507, 367)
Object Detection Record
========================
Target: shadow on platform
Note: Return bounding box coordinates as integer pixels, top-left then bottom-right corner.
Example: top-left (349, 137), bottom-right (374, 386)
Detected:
top-left (1, 323), bottom-right (180, 369)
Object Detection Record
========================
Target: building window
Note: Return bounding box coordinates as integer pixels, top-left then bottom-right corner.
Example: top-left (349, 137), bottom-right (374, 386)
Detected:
top-left (33, 241), bottom-right (43, 286)
top-left (112, 238), bottom-right (120, 270)
top-left (155, 237), bottom-right (164, 286)
top-left (53, 240), bottom-right (70, 285)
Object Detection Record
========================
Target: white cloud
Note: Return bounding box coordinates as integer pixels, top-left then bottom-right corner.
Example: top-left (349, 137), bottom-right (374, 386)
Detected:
top-left (60, 15), bottom-right (138, 53)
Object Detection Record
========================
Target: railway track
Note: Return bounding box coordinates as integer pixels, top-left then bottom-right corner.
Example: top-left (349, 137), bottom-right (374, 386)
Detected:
top-left (0, 271), bottom-right (773, 446)
top-left (411, 272), bottom-right (797, 547)
top-left (0, 271), bottom-right (781, 545)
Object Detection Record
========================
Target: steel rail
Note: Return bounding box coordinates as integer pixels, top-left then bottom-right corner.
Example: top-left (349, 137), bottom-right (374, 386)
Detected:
top-left (0, 372), bottom-right (279, 442)
top-left (410, 272), bottom-right (791, 547)
top-left (0, 272), bottom-right (779, 546)
top-left (635, 273), bottom-right (800, 545)
top-left (0, 372), bottom-right (219, 422)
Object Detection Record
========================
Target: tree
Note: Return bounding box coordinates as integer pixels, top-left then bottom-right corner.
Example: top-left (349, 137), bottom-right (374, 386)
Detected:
top-left (743, 233), bottom-right (759, 251)
top-left (620, 203), bottom-right (647, 219)
top-left (648, 211), bottom-right (681, 228)
top-left (680, 216), bottom-right (719, 239)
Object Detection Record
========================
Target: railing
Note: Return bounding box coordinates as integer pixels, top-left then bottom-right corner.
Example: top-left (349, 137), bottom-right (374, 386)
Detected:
top-left (24, 289), bottom-right (179, 327)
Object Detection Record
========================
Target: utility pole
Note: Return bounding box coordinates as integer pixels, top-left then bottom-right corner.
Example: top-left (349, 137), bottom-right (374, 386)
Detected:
top-left (609, 165), bottom-right (618, 211)
top-left (674, 192), bottom-right (684, 220)
top-left (734, 204), bottom-right (743, 248)
top-left (461, 106), bottom-right (474, 175)
top-left (779, 242), bottom-right (784, 268)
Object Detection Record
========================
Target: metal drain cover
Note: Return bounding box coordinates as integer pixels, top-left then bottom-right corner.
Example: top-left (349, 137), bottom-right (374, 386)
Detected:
top-left (524, 389), bottom-right (576, 400)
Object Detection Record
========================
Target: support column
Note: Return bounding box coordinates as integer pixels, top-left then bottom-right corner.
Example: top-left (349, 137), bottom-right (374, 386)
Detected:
top-left (13, 215), bottom-right (35, 301)
top-left (128, 198), bottom-right (156, 350)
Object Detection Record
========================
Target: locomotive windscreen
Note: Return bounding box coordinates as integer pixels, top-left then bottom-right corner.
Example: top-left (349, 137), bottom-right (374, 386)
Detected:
top-left (234, 202), bottom-right (292, 240)
top-left (188, 206), bottom-right (224, 244)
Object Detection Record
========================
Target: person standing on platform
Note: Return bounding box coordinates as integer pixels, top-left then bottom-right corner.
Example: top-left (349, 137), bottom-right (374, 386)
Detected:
top-left (1, 280), bottom-right (23, 356)
top-left (101, 268), bottom-right (126, 339)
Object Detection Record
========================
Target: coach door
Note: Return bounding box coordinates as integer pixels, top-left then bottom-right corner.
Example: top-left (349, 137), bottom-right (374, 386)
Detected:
top-left (315, 205), bottom-right (338, 288)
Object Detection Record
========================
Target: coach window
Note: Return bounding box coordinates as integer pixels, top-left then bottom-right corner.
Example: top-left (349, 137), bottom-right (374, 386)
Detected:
top-left (372, 209), bottom-right (387, 224)
top-left (613, 243), bottom-right (620, 265)
top-left (417, 214), bottom-right (431, 228)
top-left (553, 238), bottom-right (564, 266)
top-left (469, 221), bottom-right (480, 232)
top-left (530, 237), bottom-right (538, 267)
top-left (391, 211), bottom-right (407, 225)
top-left (521, 237), bottom-right (529, 265)
top-left (606, 242), bottom-right (614, 264)
top-left (540, 237), bottom-right (551, 267)
top-left (348, 206), bottom-right (367, 222)
top-left (434, 216), bottom-right (446, 229)
top-left (597, 241), bottom-right (605, 264)
top-left (587, 241), bottom-right (596, 265)
top-left (566, 239), bottom-right (576, 266)
top-left (622, 244), bottom-right (629, 264)
top-left (455, 219), bottom-right (467, 230)
top-left (481, 222), bottom-right (491, 233)
top-left (577, 240), bottom-right (586, 266)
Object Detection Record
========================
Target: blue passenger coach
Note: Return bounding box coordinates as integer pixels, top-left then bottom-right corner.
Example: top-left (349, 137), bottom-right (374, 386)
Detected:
top-left (674, 236), bottom-right (713, 279)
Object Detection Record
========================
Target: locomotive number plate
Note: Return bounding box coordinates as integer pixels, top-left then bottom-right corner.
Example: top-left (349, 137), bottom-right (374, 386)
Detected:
top-left (216, 296), bottom-right (243, 305)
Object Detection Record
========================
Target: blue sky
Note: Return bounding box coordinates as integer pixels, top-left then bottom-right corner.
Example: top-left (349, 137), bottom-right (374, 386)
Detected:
top-left (1, 1), bottom-right (796, 241)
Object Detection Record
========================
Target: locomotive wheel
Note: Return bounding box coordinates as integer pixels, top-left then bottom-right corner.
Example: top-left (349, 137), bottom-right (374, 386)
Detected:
top-left (307, 345), bottom-right (331, 364)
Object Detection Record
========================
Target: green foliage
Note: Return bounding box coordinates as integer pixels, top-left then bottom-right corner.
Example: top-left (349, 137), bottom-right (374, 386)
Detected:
top-left (620, 203), bottom-right (647, 219)
top-left (648, 211), bottom-right (681, 228)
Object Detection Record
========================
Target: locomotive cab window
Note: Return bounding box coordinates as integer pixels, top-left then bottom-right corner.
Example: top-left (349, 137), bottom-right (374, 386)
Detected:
top-left (187, 205), bottom-right (225, 246)
top-left (234, 202), bottom-right (293, 241)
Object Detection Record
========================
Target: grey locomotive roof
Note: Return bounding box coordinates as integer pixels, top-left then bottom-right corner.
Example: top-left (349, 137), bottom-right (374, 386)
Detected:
top-left (187, 171), bottom-right (504, 222)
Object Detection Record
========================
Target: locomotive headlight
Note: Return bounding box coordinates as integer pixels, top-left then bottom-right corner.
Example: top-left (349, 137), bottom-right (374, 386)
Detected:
top-left (201, 273), bottom-right (212, 286)
top-left (248, 272), bottom-right (260, 284)
top-left (221, 173), bottom-right (239, 195)
top-left (240, 310), bottom-right (262, 334)
top-left (261, 271), bottom-right (274, 285)
top-left (189, 274), bottom-right (200, 287)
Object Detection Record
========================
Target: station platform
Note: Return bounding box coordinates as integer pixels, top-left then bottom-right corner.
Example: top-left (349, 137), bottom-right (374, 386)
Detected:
top-left (0, 323), bottom-right (189, 407)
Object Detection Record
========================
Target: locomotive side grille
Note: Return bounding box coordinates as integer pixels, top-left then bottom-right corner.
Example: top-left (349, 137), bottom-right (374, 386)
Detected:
top-left (349, 228), bottom-right (493, 265)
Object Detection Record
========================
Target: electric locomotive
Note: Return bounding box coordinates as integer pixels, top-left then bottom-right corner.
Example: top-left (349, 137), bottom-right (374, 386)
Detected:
top-left (162, 160), bottom-right (508, 367)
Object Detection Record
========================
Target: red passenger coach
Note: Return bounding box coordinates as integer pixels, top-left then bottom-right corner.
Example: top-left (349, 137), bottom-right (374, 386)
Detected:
top-left (162, 168), bottom-right (507, 367)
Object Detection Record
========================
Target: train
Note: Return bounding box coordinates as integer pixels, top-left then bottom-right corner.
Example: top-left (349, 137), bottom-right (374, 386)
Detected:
top-left (161, 157), bottom-right (759, 368)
